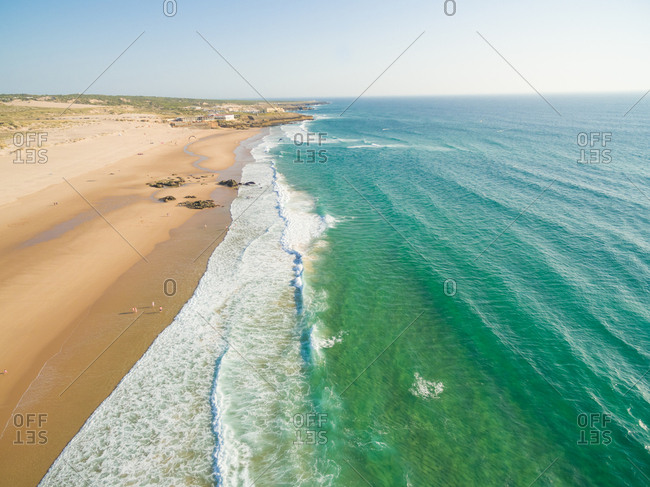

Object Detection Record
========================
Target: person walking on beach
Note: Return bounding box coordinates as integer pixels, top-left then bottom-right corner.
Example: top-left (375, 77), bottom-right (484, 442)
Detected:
top-left (159, 306), bottom-right (163, 312)
top-left (1, 369), bottom-right (7, 375)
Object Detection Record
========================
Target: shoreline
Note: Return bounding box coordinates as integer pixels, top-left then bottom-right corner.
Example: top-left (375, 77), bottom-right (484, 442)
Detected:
top-left (39, 123), bottom-right (290, 487)
top-left (0, 126), bottom-right (263, 486)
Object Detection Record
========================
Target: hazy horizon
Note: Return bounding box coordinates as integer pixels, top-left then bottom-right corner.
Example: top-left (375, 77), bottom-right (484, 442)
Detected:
top-left (3, 91), bottom-right (649, 101)
top-left (2, 0), bottom-right (650, 101)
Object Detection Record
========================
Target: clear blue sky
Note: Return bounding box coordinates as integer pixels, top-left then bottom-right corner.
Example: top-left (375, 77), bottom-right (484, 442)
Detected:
top-left (2, 0), bottom-right (649, 99)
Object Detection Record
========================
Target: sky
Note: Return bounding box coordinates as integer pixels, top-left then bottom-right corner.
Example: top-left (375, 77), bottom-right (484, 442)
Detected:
top-left (2, 0), bottom-right (650, 100)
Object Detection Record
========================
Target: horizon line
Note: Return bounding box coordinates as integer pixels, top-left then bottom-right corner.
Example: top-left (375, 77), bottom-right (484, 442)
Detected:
top-left (2, 90), bottom-right (648, 102)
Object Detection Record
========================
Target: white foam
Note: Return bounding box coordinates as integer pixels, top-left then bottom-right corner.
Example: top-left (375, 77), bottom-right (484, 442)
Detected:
top-left (409, 372), bottom-right (444, 400)
top-left (346, 143), bottom-right (406, 149)
top-left (214, 127), bottom-right (336, 485)
top-left (313, 330), bottom-right (346, 351)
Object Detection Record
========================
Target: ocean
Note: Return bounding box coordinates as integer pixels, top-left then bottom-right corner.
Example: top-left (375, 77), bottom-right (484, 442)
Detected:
top-left (41, 96), bottom-right (650, 486)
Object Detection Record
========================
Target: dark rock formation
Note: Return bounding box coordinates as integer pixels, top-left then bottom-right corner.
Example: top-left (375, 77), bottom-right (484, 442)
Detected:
top-left (159, 196), bottom-right (176, 202)
top-left (148, 177), bottom-right (185, 188)
top-left (217, 179), bottom-right (256, 188)
top-left (177, 199), bottom-right (218, 209)
top-left (217, 179), bottom-right (239, 188)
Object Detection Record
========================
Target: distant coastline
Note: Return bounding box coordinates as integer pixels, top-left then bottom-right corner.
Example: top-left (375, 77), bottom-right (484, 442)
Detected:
top-left (0, 94), bottom-right (325, 149)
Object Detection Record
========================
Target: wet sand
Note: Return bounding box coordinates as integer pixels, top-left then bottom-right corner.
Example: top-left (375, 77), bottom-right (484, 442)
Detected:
top-left (0, 127), bottom-right (261, 486)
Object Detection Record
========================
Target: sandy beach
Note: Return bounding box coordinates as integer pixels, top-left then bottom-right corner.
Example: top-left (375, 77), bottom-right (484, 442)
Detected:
top-left (0, 113), bottom-right (260, 486)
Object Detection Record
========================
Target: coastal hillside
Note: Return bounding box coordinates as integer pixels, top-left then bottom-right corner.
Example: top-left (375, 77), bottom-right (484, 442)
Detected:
top-left (0, 94), bottom-right (320, 149)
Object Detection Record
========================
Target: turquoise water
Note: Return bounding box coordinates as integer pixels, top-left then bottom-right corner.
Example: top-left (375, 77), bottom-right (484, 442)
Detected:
top-left (274, 96), bottom-right (650, 486)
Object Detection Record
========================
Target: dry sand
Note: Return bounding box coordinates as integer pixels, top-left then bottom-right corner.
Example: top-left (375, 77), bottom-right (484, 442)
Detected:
top-left (0, 120), bottom-right (261, 486)
top-left (0, 112), bottom-right (200, 206)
